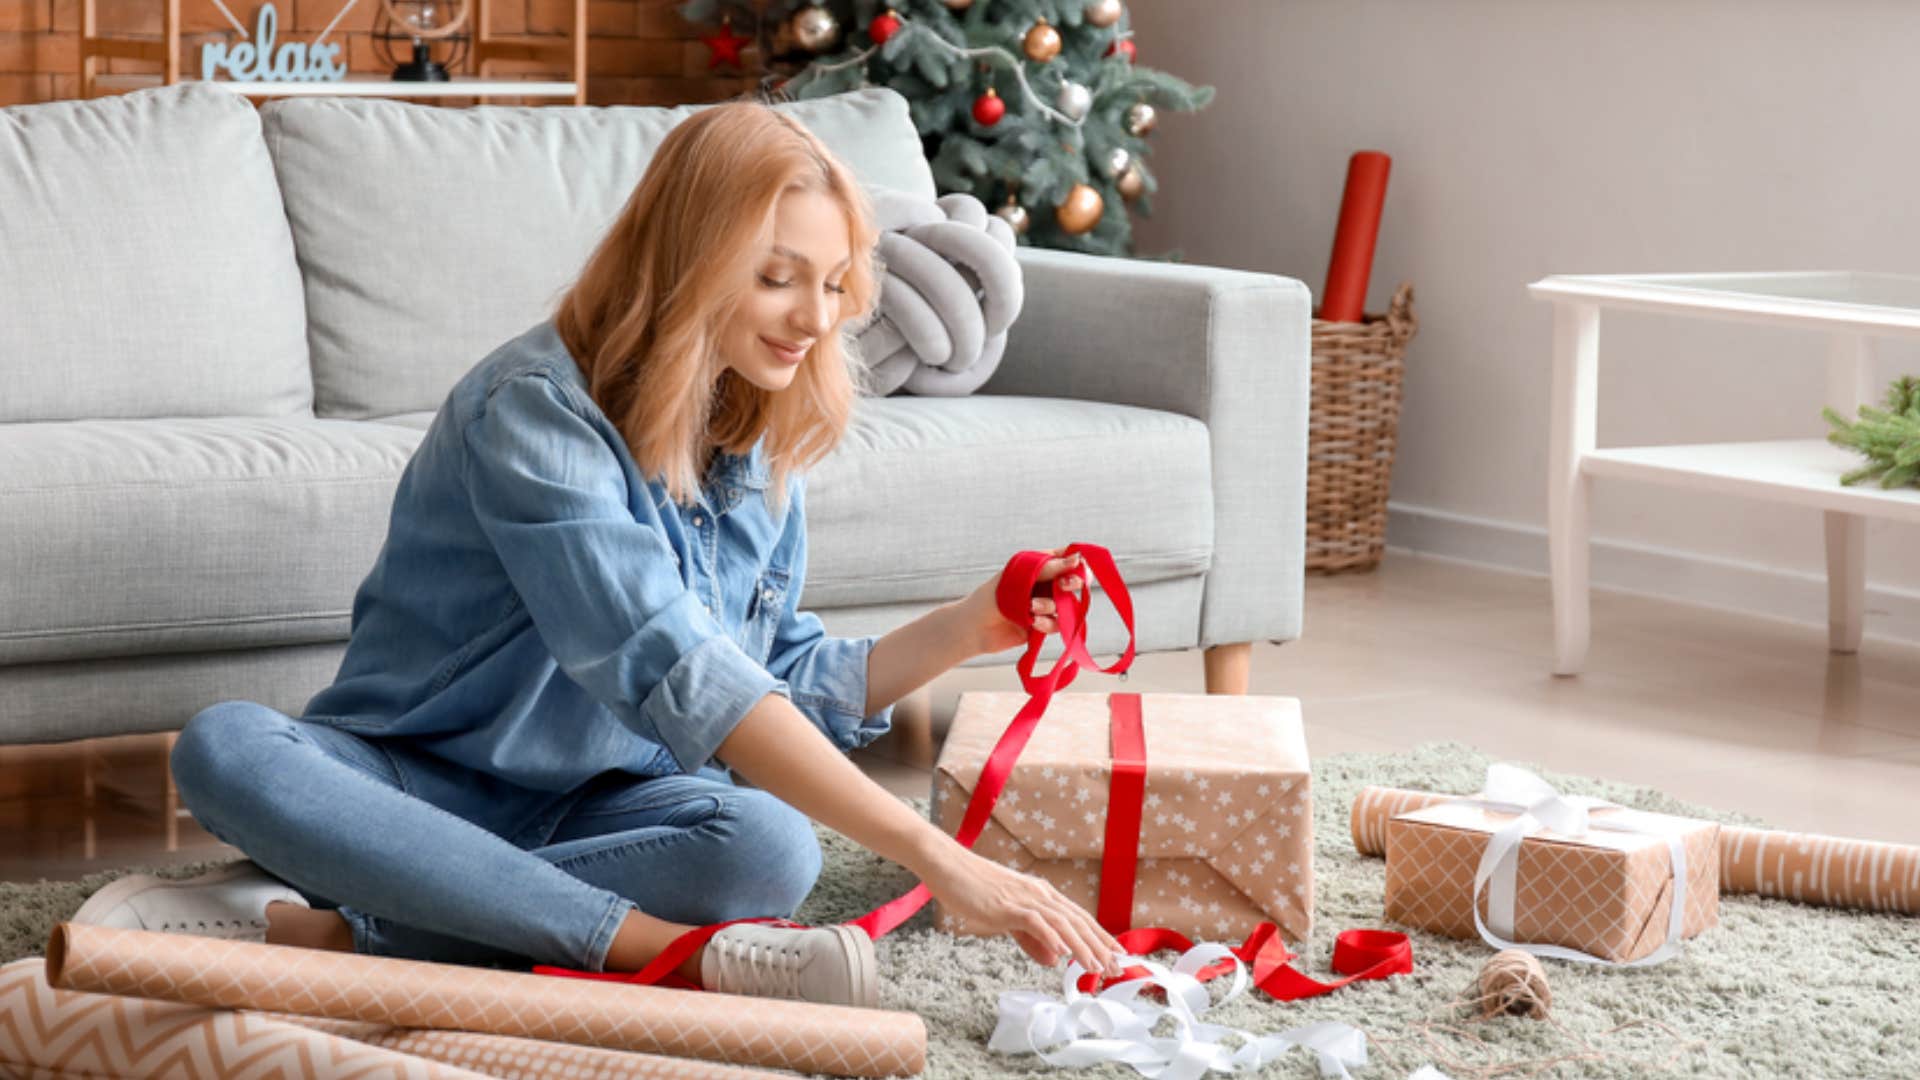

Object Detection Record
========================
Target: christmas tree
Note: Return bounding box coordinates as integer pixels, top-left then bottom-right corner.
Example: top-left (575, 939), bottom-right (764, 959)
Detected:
top-left (679, 0), bottom-right (1214, 257)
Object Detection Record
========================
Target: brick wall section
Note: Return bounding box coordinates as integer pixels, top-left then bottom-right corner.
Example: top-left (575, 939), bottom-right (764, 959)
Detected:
top-left (0, 0), bottom-right (761, 107)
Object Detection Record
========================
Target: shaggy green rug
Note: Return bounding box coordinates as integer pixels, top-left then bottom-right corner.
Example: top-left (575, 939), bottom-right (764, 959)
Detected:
top-left (5, 742), bottom-right (1917, 1078)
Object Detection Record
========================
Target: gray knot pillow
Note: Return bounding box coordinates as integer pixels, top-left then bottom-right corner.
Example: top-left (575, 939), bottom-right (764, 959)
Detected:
top-left (855, 187), bottom-right (1023, 397)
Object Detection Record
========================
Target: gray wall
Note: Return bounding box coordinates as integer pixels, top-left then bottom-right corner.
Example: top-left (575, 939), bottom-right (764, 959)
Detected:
top-left (1130, 0), bottom-right (1920, 641)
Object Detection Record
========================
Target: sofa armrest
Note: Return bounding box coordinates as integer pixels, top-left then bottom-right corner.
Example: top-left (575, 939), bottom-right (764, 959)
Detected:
top-left (983, 246), bottom-right (1312, 647)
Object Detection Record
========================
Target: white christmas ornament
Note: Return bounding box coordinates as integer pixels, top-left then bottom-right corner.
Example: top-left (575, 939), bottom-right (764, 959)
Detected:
top-left (1057, 80), bottom-right (1091, 120)
top-left (1104, 146), bottom-right (1131, 178)
top-left (1085, 0), bottom-right (1123, 28)
top-left (790, 5), bottom-right (838, 52)
top-left (1126, 100), bottom-right (1157, 136)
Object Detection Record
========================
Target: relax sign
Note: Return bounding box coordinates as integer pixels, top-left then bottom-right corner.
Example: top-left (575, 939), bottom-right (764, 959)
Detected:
top-left (201, 2), bottom-right (349, 82)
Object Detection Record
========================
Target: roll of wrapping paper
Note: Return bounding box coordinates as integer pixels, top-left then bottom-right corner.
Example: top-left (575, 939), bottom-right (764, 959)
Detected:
top-left (44, 923), bottom-right (925, 1079)
top-left (2, 957), bottom-right (782, 1080)
top-left (281, 1017), bottom-right (790, 1080)
top-left (1349, 785), bottom-right (1920, 915)
top-left (1318, 150), bottom-right (1392, 323)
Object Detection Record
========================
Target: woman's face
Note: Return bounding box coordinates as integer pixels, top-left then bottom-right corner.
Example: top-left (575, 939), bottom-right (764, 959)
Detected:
top-left (719, 186), bottom-right (852, 393)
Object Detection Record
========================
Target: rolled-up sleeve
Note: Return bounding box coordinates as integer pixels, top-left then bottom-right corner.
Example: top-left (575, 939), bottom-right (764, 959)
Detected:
top-left (765, 480), bottom-right (894, 752)
top-left (461, 372), bottom-right (779, 773)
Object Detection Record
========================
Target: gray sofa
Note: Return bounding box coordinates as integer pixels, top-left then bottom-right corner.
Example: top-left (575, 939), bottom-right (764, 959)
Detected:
top-left (0, 83), bottom-right (1310, 747)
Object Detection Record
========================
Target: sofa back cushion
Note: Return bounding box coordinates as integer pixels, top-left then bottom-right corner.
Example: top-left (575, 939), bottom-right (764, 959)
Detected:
top-left (262, 88), bottom-right (936, 421)
top-left (0, 84), bottom-right (314, 422)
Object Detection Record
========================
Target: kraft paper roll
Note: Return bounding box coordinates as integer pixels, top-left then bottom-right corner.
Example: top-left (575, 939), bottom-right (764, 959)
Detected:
top-left (1718, 824), bottom-right (1920, 914)
top-left (282, 1017), bottom-right (790, 1080)
top-left (1348, 785), bottom-right (1452, 858)
top-left (1350, 785), bottom-right (1920, 915)
top-left (45, 923), bottom-right (925, 1079)
top-left (0, 957), bottom-right (483, 1080)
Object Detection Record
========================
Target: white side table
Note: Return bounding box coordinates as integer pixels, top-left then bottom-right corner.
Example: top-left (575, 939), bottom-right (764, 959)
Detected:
top-left (1527, 272), bottom-right (1920, 675)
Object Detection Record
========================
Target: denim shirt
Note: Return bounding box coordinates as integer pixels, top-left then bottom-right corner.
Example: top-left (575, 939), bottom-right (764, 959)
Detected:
top-left (302, 321), bottom-right (893, 793)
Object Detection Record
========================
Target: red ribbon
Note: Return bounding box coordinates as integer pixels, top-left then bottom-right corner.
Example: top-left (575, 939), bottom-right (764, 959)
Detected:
top-left (1098, 692), bottom-right (1147, 934)
top-left (535, 543), bottom-right (1411, 1001)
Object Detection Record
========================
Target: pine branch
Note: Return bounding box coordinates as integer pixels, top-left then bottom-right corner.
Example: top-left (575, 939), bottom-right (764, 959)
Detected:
top-left (1824, 376), bottom-right (1920, 490)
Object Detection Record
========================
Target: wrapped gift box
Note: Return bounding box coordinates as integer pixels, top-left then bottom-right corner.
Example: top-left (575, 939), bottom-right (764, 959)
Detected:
top-left (1384, 801), bottom-right (1720, 962)
top-left (932, 691), bottom-right (1312, 944)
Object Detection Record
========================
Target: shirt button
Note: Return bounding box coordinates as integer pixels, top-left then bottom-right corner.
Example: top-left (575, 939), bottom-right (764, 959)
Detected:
top-left (691, 513), bottom-right (705, 527)
top-left (762, 588), bottom-right (777, 604)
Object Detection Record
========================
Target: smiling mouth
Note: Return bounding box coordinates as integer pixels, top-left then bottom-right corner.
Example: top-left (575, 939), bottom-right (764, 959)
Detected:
top-left (763, 337), bottom-right (810, 364)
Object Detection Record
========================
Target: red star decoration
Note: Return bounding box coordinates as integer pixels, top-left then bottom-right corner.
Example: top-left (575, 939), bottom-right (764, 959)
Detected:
top-left (702, 17), bottom-right (752, 71)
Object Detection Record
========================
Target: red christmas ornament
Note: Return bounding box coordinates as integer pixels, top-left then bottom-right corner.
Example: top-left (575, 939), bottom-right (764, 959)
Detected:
top-left (1105, 37), bottom-right (1136, 62)
top-left (971, 87), bottom-right (1005, 126)
top-left (869, 9), bottom-right (902, 45)
top-left (701, 16), bottom-right (751, 70)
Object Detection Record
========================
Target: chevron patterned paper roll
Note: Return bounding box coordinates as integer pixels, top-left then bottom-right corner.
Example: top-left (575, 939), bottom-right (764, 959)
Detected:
top-left (3, 957), bottom-right (789, 1079)
top-left (1351, 785), bottom-right (1920, 915)
top-left (45, 924), bottom-right (926, 1079)
top-left (1, 958), bottom-right (484, 1079)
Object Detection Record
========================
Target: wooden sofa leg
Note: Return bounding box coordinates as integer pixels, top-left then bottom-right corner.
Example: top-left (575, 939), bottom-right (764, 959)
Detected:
top-left (1203, 642), bottom-right (1251, 695)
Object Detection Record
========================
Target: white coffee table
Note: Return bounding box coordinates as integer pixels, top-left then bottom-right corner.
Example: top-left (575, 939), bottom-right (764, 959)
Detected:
top-left (1527, 272), bottom-right (1920, 675)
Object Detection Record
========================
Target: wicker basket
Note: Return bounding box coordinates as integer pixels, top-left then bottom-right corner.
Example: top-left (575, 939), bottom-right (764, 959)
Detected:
top-left (1306, 282), bottom-right (1418, 573)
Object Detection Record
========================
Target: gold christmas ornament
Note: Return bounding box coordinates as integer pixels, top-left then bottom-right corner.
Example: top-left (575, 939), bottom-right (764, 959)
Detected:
top-left (1125, 100), bottom-right (1157, 136)
top-left (790, 5), bottom-right (840, 52)
top-left (1023, 18), bottom-right (1062, 62)
top-left (1084, 0), bottom-right (1123, 28)
top-left (1055, 183), bottom-right (1103, 234)
top-left (1117, 162), bottom-right (1145, 201)
top-left (1104, 146), bottom-right (1131, 179)
top-left (993, 200), bottom-right (1030, 236)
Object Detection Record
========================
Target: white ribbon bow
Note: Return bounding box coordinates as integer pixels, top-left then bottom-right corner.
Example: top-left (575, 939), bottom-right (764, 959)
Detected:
top-left (988, 943), bottom-right (1370, 1079)
top-left (1461, 764), bottom-right (1690, 967)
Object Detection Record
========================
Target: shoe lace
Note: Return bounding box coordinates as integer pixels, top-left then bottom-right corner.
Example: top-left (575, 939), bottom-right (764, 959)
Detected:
top-left (713, 934), bottom-right (805, 1000)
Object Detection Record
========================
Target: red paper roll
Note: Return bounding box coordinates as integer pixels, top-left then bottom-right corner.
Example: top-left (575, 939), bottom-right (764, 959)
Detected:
top-left (1319, 151), bottom-right (1392, 323)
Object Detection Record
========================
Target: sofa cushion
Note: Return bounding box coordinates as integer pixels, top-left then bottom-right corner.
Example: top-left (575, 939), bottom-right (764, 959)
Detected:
top-left (801, 396), bottom-right (1214, 609)
top-left (262, 87), bottom-right (936, 422)
top-left (0, 418), bottom-right (420, 665)
top-left (0, 84), bottom-right (313, 423)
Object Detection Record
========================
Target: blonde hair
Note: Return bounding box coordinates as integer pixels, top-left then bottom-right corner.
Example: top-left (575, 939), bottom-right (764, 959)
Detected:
top-left (554, 99), bottom-right (880, 510)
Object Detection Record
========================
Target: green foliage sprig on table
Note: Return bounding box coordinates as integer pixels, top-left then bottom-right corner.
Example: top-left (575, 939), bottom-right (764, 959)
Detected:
top-left (1823, 375), bottom-right (1920, 489)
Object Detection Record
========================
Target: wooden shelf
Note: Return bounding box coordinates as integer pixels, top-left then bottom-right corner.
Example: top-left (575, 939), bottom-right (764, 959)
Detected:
top-left (79, 0), bottom-right (587, 105)
top-left (202, 76), bottom-right (579, 98)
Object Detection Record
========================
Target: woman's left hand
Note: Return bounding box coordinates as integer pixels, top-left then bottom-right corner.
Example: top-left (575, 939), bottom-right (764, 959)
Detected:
top-left (957, 548), bottom-right (1087, 656)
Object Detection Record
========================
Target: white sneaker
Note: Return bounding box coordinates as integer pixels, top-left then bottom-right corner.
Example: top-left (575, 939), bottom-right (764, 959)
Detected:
top-left (71, 861), bottom-right (308, 943)
top-left (699, 923), bottom-right (878, 1008)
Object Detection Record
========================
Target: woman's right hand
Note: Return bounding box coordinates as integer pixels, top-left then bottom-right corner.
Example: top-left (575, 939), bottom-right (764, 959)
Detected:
top-left (917, 842), bottom-right (1127, 977)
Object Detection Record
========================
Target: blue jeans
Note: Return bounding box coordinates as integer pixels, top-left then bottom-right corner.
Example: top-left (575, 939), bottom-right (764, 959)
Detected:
top-left (170, 702), bottom-right (823, 972)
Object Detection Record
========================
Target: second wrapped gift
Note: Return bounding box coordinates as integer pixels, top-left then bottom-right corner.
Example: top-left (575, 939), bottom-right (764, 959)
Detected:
top-left (933, 691), bottom-right (1313, 944)
top-left (1384, 766), bottom-right (1719, 964)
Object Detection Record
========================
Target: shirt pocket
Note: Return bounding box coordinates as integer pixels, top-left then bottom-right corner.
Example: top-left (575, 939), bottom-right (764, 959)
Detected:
top-left (744, 566), bottom-right (790, 662)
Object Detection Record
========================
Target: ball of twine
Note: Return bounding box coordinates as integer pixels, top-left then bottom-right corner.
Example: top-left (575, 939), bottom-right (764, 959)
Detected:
top-left (1476, 949), bottom-right (1551, 1020)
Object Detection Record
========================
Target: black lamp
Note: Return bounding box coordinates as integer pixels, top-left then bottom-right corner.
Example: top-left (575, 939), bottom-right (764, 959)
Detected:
top-left (372, 0), bottom-right (470, 82)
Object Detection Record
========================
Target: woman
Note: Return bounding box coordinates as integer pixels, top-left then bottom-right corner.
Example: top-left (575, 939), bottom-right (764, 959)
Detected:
top-left (73, 100), bottom-right (1125, 1009)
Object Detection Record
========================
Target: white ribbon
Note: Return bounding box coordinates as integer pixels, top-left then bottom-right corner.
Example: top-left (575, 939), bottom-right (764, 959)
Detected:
top-left (988, 942), bottom-right (1370, 1079)
top-left (1460, 764), bottom-right (1689, 967)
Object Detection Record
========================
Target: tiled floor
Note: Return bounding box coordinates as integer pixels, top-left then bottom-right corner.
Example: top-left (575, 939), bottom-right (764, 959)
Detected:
top-left (5, 553), bottom-right (1918, 883)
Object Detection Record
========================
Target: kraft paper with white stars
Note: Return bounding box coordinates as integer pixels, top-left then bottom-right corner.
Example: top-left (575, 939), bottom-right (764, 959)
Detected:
top-left (931, 692), bottom-right (1313, 945)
